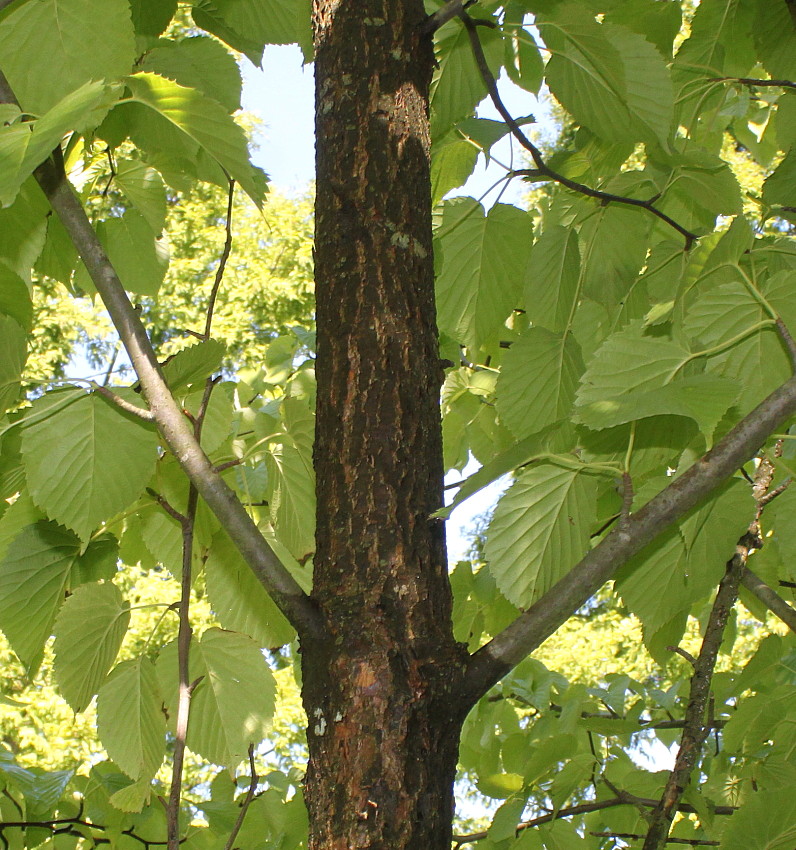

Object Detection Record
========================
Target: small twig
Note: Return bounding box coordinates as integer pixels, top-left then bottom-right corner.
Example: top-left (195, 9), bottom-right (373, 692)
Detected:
top-left (166, 481), bottom-right (199, 850)
top-left (643, 554), bottom-right (745, 850)
top-left (223, 745), bottom-right (259, 850)
top-left (758, 477), bottom-right (791, 507)
top-left (775, 318), bottom-right (796, 370)
top-left (90, 382), bottom-right (154, 421)
top-left (214, 458), bottom-right (243, 473)
top-left (419, 0), bottom-right (474, 35)
top-left (741, 568), bottom-right (796, 633)
top-left (147, 488), bottom-right (188, 525)
top-left (621, 472), bottom-right (634, 525)
top-left (667, 646), bottom-right (697, 668)
top-left (102, 345), bottom-right (120, 387)
top-left (203, 179), bottom-right (235, 341)
top-left (101, 148), bottom-right (116, 197)
top-left (710, 76), bottom-right (796, 91)
top-left (457, 12), bottom-right (699, 248)
top-left (593, 833), bottom-right (718, 846)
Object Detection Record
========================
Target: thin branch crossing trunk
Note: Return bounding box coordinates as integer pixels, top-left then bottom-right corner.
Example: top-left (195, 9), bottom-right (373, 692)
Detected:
top-left (303, 1), bottom-right (468, 846)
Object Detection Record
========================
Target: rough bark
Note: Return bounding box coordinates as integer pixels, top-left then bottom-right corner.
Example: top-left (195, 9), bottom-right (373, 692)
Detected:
top-left (303, 1), bottom-right (468, 847)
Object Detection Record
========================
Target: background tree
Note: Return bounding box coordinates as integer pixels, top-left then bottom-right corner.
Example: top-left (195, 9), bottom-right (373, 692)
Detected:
top-left (0, 0), bottom-right (795, 849)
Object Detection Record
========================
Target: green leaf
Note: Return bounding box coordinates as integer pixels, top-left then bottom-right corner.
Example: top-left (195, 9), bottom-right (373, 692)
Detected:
top-left (575, 375), bottom-right (739, 442)
top-left (53, 582), bottom-right (130, 713)
top-left (114, 159), bottom-right (167, 234)
top-left (130, 0), bottom-right (177, 38)
top-left (524, 225), bottom-right (580, 332)
top-left (539, 5), bottom-right (673, 148)
top-left (0, 81), bottom-right (107, 207)
top-left (485, 464), bottom-right (597, 608)
top-left (140, 36), bottom-right (242, 113)
top-left (266, 442), bottom-right (315, 561)
top-left (682, 281), bottom-right (789, 410)
top-left (0, 178), bottom-right (48, 281)
top-left (109, 779), bottom-right (152, 813)
top-left (659, 151), bottom-right (743, 230)
top-left (205, 528), bottom-right (295, 649)
top-left (752, 0), bottom-right (796, 80)
top-left (719, 788), bottom-right (796, 850)
top-left (504, 22), bottom-right (544, 94)
top-left (604, 0), bottom-right (682, 57)
top-left (0, 315), bottom-right (26, 413)
top-left (0, 266), bottom-right (32, 330)
top-left (575, 321), bottom-right (691, 414)
top-left (21, 391), bottom-right (159, 542)
top-left (191, 0), bottom-right (312, 65)
top-left (430, 132), bottom-right (480, 206)
top-left (431, 17), bottom-right (503, 137)
top-left (185, 383), bottom-right (233, 456)
top-left (161, 339), bottom-right (225, 392)
top-left (76, 210), bottom-right (169, 296)
top-left (0, 0), bottom-right (135, 115)
top-left (157, 629), bottom-right (277, 767)
top-left (497, 327), bottom-right (584, 440)
top-left (763, 148), bottom-right (796, 210)
top-left (124, 72), bottom-right (267, 207)
top-left (0, 521), bottom-right (78, 670)
top-left (0, 490), bottom-right (43, 562)
top-left (436, 199), bottom-right (533, 350)
top-left (97, 657), bottom-right (166, 781)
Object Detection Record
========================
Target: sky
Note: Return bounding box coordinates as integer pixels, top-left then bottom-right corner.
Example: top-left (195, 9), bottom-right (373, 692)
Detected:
top-left (240, 45), bottom-right (552, 560)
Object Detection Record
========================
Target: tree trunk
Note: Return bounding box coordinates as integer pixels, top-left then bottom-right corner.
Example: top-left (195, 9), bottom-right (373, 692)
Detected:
top-left (304, 0), bottom-right (468, 846)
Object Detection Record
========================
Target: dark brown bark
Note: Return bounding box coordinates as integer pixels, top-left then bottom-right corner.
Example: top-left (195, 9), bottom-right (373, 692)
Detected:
top-left (304, 1), bottom-right (468, 847)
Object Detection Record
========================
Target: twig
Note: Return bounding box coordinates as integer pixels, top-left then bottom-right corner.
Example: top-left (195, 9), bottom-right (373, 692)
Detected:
top-left (457, 12), bottom-right (699, 248)
top-left (642, 554), bottom-right (745, 850)
top-left (102, 345), bottom-right (120, 386)
top-left (667, 646), bottom-right (697, 668)
top-left (758, 478), bottom-right (791, 507)
top-left (419, 0), bottom-right (473, 35)
top-left (710, 76), bottom-right (796, 91)
top-left (452, 792), bottom-right (736, 847)
top-left (203, 179), bottom-right (235, 341)
top-left (90, 382), bottom-right (155, 421)
top-left (223, 745), bottom-right (259, 850)
top-left (775, 318), bottom-right (796, 370)
top-left (147, 488), bottom-right (187, 525)
top-left (741, 568), bottom-right (796, 633)
top-left (166, 482), bottom-right (199, 850)
top-left (593, 833), bottom-right (718, 846)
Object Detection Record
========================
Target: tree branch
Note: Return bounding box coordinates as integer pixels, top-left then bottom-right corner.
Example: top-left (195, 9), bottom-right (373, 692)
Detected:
top-left (89, 382), bottom-right (155, 422)
top-left (458, 12), bottom-right (699, 248)
top-left (203, 179), bottom-right (234, 341)
top-left (452, 791), bottom-right (736, 847)
top-left (710, 76), bottom-right (796, 91)
top-left (460, 373), bottom-right (796, 707)
top-left (741, 568), bottom-right (796, 633)
top-left (0, 69), bottom-right (325, 644)
top-left (642, 554), bottom-right (745, 850)
top-left (223, 745), bottom-right (259, 850)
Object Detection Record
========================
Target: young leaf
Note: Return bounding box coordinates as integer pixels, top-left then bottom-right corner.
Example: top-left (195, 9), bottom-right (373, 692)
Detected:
top-left (53, 582), bottom-right (131, 713)
top-left (485, 464), bottom-right (597, 608)
top-left (113, 159), bottom-right (167, 234)
top-left (21, 392), bottom-right (159, 543)
top-left (97, 657), bottom-right (166, 781)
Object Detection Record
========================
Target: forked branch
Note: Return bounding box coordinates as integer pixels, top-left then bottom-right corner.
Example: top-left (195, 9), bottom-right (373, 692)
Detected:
top-left (458, 12), bottom-right (700, 248)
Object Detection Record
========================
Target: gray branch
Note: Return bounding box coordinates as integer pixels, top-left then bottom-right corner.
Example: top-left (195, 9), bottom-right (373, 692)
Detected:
top-left (461, 373), bottom-right (796, 706)
top-left (0, 69), bottom-right (325, 643)
top-left (741, 568), bottom-right (796, 633)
